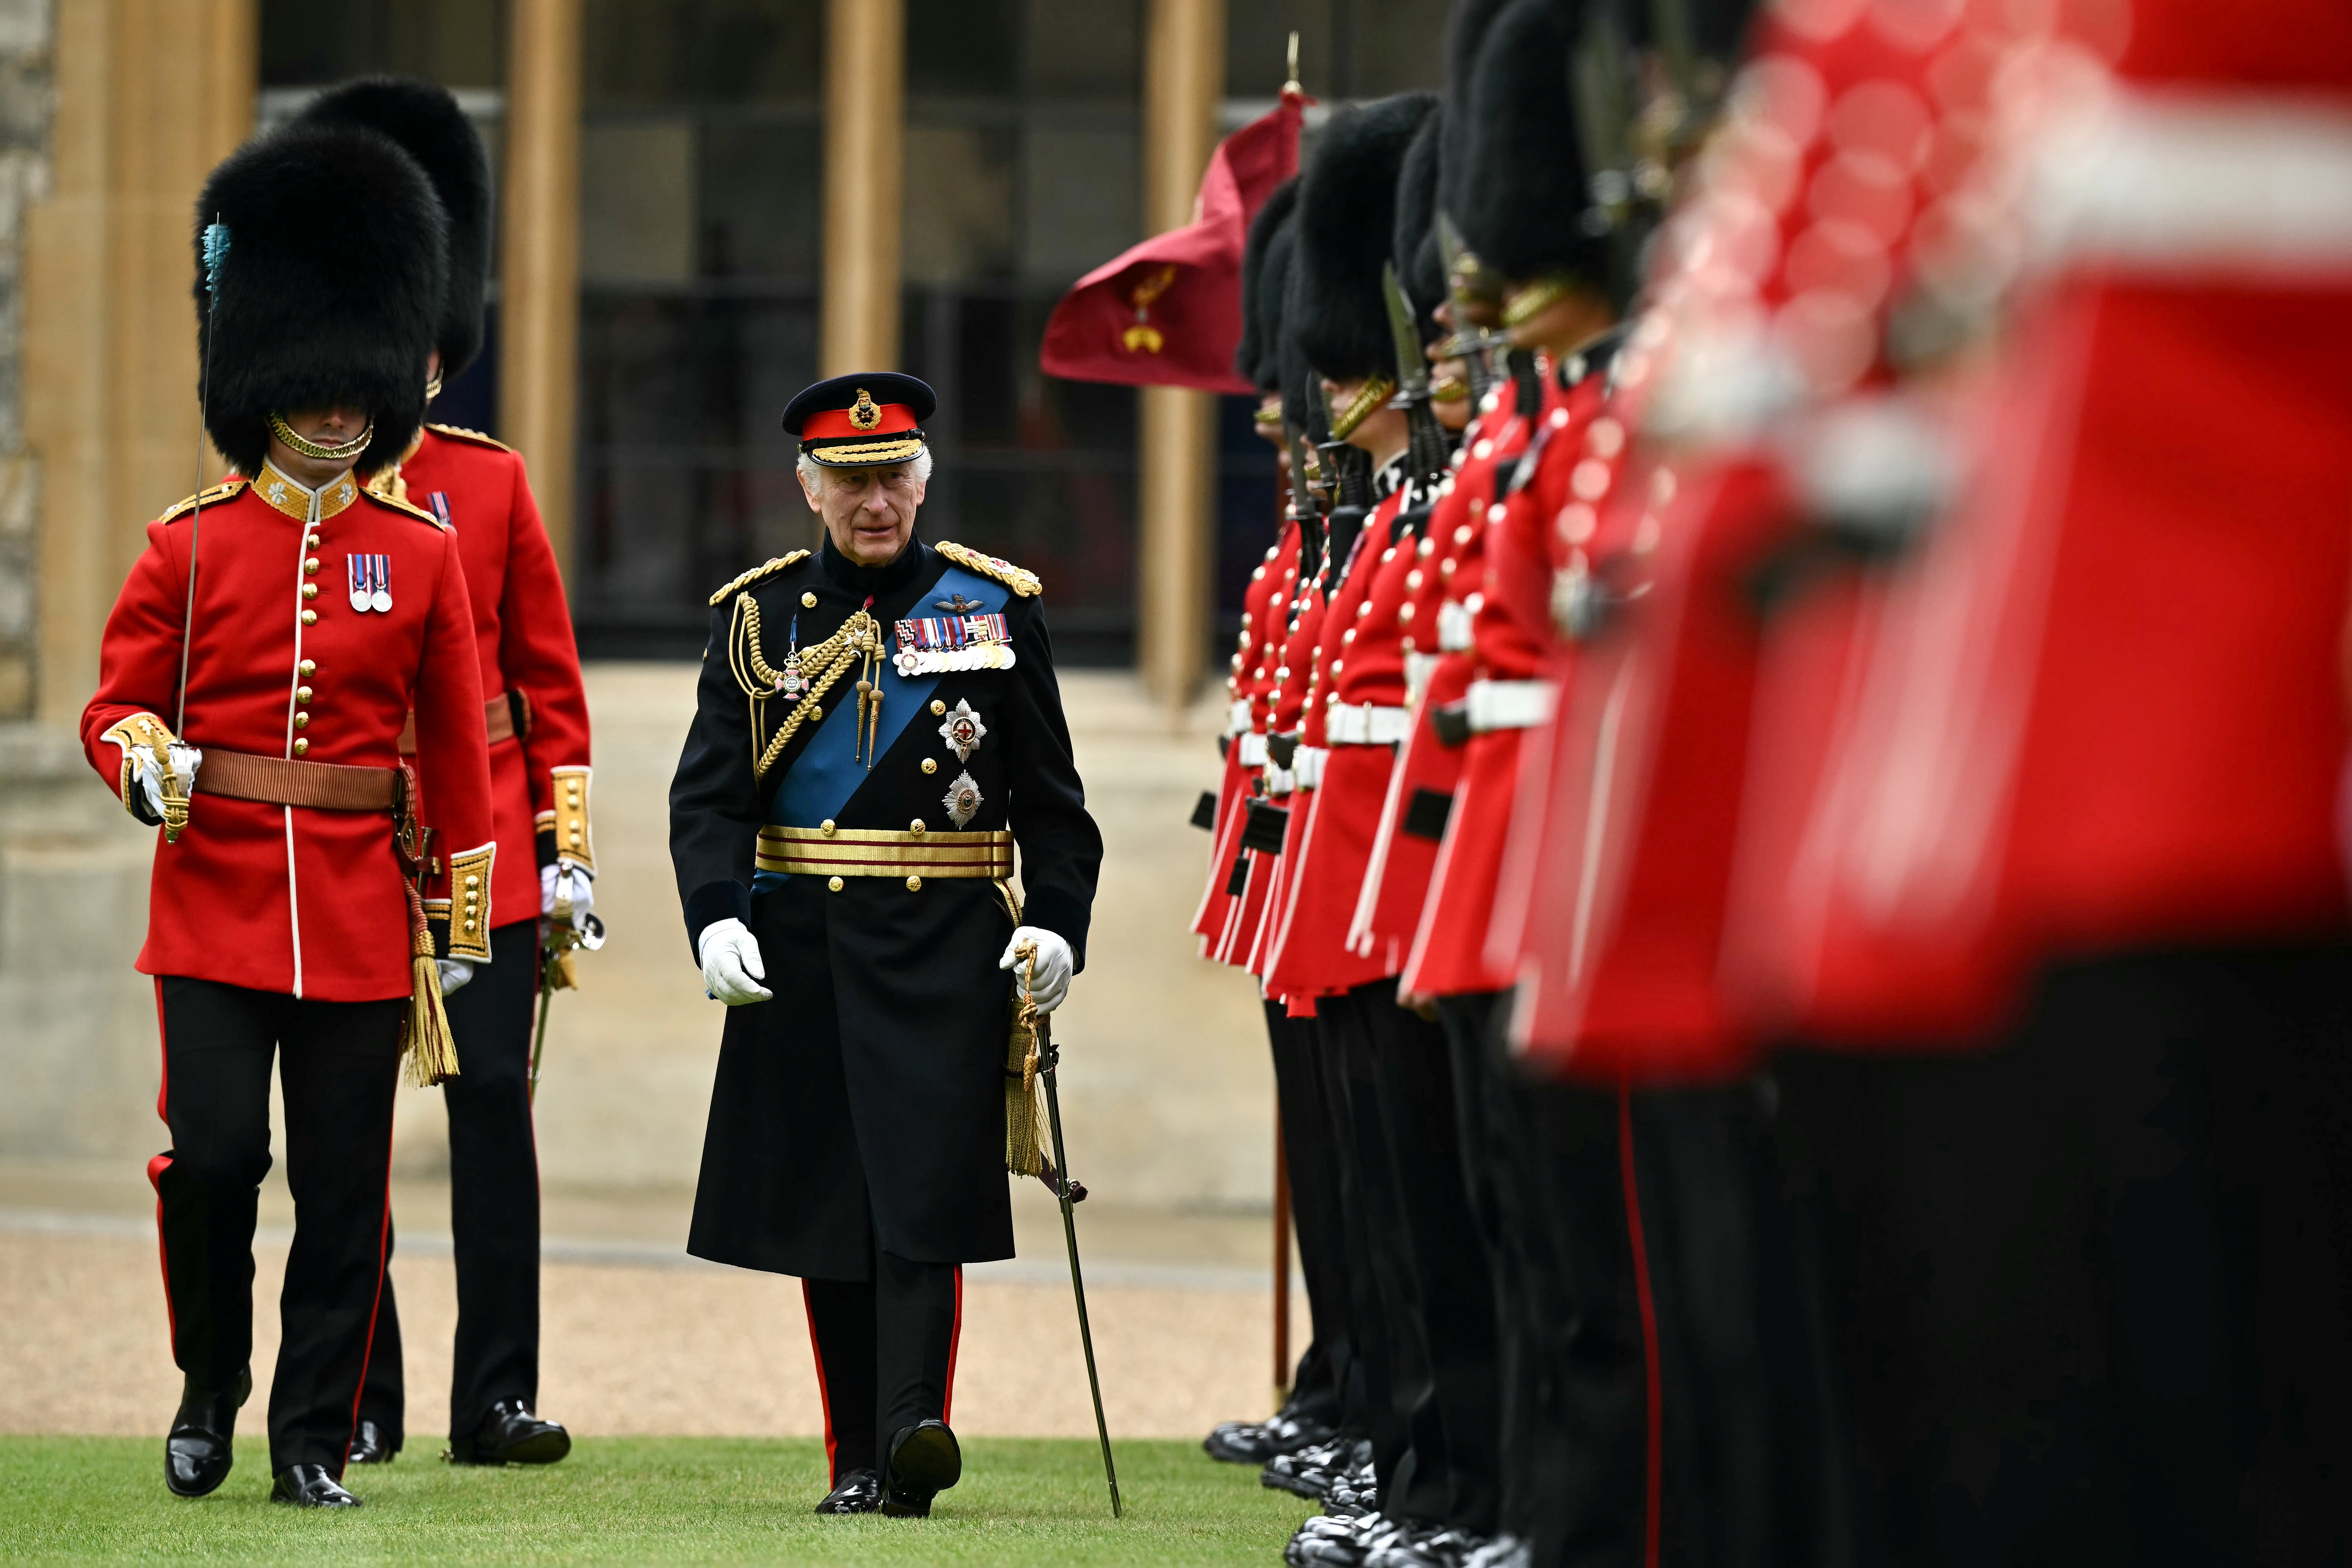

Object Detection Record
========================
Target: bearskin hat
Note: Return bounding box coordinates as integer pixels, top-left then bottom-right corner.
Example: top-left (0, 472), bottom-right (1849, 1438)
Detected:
top-left (1235, 177), bottom-right (1300, 393)
top-left (1457, 0), bottom-right (1608, 289)
top-left (195, 123), bottom-right (446, 480)
top-left (297, 77), bottom-right (494, 377)
top-left (1393, 112), bottom-right (1446, 341)
top-left (1289, 92), bottom-right (1437, 383)
top-left (1438, 0), bottom-right (1519, 225)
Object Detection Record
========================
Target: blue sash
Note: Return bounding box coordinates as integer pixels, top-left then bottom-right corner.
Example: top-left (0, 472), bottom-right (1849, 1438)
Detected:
top-left (756, 562), bottom-right (1005, 889)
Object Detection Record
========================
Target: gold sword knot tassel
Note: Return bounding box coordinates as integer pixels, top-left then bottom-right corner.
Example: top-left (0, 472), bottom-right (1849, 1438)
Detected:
top-left (151, 733), bottom-right (192, 845)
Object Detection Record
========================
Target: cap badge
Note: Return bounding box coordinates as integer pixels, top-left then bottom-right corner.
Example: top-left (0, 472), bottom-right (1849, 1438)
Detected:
top-left (938, 699), bottom-right (987, 762)
top-left (849, 388), bottom-right (881, 430)
top-left (943, 770), bottom-right (983, 829)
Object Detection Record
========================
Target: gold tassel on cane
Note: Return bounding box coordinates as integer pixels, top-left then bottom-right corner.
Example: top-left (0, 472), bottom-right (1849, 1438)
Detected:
top-left (400, 880), bottom-right (460, 1087)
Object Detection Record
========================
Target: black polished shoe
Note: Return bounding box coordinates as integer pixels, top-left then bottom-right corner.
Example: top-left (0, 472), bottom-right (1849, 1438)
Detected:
top-left (271, 1464), bottom-right (361, 1507)
top-left (445, 1397), bottom-right (571, 1466)
top-left (1204, 1406), bottom-right (1341, 1464)
top-left (346, 1419), bottom-right (398, 1464)
top-left (164, 1367), bottom-right (251, 1499)
top-left (815, 1467), bottom-right (882, 1515)
top-left (881, 1420), bottom-right (962, 1518)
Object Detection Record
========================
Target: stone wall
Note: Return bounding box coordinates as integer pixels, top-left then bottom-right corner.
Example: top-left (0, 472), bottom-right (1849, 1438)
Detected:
top-left (0, 0), bottom-right (50, 718)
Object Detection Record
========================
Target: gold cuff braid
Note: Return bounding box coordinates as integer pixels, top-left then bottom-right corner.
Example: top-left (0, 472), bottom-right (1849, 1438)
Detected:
top-left (550, 766), bottom-right (594, 871)
top-left (445, 841), bottom-right (496, 961)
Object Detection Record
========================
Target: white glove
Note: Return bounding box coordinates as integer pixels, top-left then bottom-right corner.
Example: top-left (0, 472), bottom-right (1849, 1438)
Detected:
top-left (437, 958), bottom-right (475, 996)
top-left (133, 742), bottom-right (201, 821)
top-left (998, 926), bottom-right (1074, 1013)
top-left (541, 861), bottom-right (596, 927)
top-left (698, 917), bottom-right (772, 1005)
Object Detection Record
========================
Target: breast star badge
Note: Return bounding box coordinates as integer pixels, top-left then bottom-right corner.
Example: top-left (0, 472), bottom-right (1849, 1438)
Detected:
top-left (937, 698), bottom-right (986, 762)
top-left (943, 771), bottom-right (982, 829)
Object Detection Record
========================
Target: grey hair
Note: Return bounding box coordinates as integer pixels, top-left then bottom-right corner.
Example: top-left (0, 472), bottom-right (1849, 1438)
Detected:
top-left (796, 447), bottom-right (934, 490)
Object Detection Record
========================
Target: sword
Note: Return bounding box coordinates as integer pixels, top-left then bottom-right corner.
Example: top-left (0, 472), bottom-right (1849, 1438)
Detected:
top-left (529, 892), bottom-right (605, 1106)
top-left (1382, 261), bottom-right (1449, 497)
top-left (1020, 942), bottom-right (1122, 1519)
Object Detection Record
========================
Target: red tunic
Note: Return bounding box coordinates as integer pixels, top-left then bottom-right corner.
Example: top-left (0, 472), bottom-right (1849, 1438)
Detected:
top-left (1403, 371), bottom-right (1585, 1000)
top-left (1738, 0), bottom-right (2352, 1044)
top-left (1352, 396), bottom-right (1525, 956)
top-left (1248, 526), bottom-right (1339, 993)
top-left (1263, 482), bottom-right (1411, 1001)
top-left (83, 467), bottom-right (495, 1001)
top-left (1194, 520), bottom-right (1299, 959)
top-left (388, 425), bottom-right (593, 932)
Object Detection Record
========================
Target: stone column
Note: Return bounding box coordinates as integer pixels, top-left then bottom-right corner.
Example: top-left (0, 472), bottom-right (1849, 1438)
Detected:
top-left (25, 0), bottom-right (255, 726)
top-left (500, 0), bottom-right (583, 577)
top-left (820, 0), bottom-right (904, 375)
top-left (1136, 0), bottom-right (1224, 708)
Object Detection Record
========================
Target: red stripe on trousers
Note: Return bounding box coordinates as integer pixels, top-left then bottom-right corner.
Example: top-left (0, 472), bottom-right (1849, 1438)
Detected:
top-left (1619, 1081), bottom-right (1663, 1568)
top-left (801, 1281), bottom-right (840, 1482)
top-left (943, 1266), bottom-right (965, 1425)
top-left (344, 1121), bottom-right (397, 1474)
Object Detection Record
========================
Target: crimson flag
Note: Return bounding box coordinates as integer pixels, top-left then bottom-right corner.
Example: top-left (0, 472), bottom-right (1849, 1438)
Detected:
top-left (1038, 92), bottom-right (1306, 393)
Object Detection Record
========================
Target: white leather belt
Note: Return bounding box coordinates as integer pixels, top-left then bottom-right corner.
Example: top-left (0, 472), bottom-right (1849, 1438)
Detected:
top-left (1228, 698), bottom-right (1253, 736)
top-left (1403, 651), bottom-right (1440, 710)
top-left (1466, 678), bottom-right (1554, 733)
top-left (1293, 747), bottom-right (1328, 789)
top-left (1237, 731), bottom-right (1269, 767)
top-left (1263, 764), bottom-right (1297, 795)
top-left (2033, 91), bottom-right (2352, 273)
top-left (1325, 703), bottom-right (1413, 746)
top-left (1437, 599), bottom-right (1475, 652)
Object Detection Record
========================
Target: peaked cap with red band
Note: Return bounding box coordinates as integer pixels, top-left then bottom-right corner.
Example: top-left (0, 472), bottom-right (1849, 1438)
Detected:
top-left (782, 371), bottom-right (936, 468)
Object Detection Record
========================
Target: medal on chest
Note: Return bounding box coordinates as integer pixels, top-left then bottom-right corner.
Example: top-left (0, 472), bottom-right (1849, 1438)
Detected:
top-left (773, 613), bottom-right (807, 698)
top-left (894, 601), bottom-right (1014, 676)
top-left (348, 553), bottom-right (392, 613)
top-left (937, 698), bottom-right (986, 762)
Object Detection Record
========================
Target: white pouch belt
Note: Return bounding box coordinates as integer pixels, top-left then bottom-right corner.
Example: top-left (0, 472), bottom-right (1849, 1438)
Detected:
top-left (1403, 651), bottom-right (1440, 710)
top-left (1437, 599), bottom-right (1475, 653)
top-left (1237, 731), bottom-right (1269, 768)
top-left (1325, 703), bottom-right (1414, 746)
top-left (1228, 698), bottom-right (1253, 736)
top-left (1263, 764), bottom-right (1297, 795)
top-left (1466, 678), bottom-right (1555, 733)
top-left (1293, 747), bottom-right (1328, 789)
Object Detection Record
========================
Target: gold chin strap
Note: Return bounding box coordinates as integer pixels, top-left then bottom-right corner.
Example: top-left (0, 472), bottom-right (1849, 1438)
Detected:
top-left (1501, 274), bottom-right (1575, 329)
top-left (1327, 375), bottom-right (1398, 441)
top-left (269, 412), bottom-right (375, 462)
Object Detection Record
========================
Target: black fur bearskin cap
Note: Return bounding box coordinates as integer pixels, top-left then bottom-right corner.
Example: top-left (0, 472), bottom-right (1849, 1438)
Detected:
top-left (1438, 0), bottom-right (1519, 231)
top-left (1254, 220), bottom-right (1300, 401)
top-left (196, 121), bottom-right (447, 480)
top-left (1393, 112), bottom-right (1446, 342)
top-left (297, 77), bottom-right (493, 378)
top-left (1458, 0), bottom-right (1609, 289)
top-left (1235, 177), bottom-right (1301, 393)
top-left (1290, 91), bottom-right (1437, 383)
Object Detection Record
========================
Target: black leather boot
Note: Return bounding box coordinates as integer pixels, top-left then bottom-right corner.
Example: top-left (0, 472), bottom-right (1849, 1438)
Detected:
top-left (882, 1420), bottom-right (961, 1518)
top-left (270, 1464), bottom-right (361, 1507)
top-left (346, 1419), bottom-right (397, 1464)
top-left (815, 1467), bottom-right (882, 1514)
top-left (164, 1367), bottom-right (251, 1499)
top-left (445, 1397), bottom-right (571, 1465)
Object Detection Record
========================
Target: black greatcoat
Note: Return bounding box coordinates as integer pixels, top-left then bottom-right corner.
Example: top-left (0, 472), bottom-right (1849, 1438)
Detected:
top-left (670, 534), bottom-right (1102, 1280)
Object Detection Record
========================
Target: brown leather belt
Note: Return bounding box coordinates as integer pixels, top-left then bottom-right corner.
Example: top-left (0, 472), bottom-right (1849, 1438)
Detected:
top-left (396, 692), bottom-right (519, 756)
top-left (195, 749), bottom-right (401, 811)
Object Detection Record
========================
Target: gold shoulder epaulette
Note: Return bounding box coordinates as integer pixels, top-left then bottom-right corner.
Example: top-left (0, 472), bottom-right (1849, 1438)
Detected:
top-left (708, 549), bottom-right (812, 606)
top-left (158, 478), bottom-right (247, 524)
top-left (936, 541), bottom-right (1042, 598)
top-left (358, 486), bottom-right (446, 528)
top-left (426, 422), bottom-right (516, 453)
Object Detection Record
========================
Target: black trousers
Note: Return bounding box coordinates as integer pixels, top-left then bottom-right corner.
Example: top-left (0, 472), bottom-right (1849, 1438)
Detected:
top-left (1352, 980), bottom-right (1503, 1534)
top-left (151, 975), bottom-right (404, 1472)
top-left (802, 1247), bottom-right (963, 1483)
top-left (1313, 993), bottom-right (1408, 1487)
top-left (1268, 997), bottom-right (1354, 1426)
top-left (1780, 942), bottom-right (2352, 1568)
top-left (359, 918), bottom-right (545, 1448)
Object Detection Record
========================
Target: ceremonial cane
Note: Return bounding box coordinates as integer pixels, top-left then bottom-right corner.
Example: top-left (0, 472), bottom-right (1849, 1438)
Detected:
top-left (1021, 942), bottom-right (1122, 1519)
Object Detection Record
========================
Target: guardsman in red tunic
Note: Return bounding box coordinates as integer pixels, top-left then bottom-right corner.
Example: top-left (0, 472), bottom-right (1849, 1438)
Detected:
top-left (1720, 0), bottom-right (2352, 1553)
top-left (296, 77), bottom-right (591, 1473)
top-left (80, 122), bottom-right (494, 1508)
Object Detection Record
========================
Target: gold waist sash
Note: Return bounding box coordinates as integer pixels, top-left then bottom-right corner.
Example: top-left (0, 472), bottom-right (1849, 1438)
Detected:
top-left (757, 824), bottom-right (1013, 879)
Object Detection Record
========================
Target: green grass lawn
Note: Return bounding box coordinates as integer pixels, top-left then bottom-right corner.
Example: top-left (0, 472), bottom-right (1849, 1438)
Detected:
top-left (0, 1435), bottom-right (1314, 1566)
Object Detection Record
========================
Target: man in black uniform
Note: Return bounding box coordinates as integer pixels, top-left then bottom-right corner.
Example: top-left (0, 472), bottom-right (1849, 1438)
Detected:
top-left (670, 372), bottom-right (1103, 1519)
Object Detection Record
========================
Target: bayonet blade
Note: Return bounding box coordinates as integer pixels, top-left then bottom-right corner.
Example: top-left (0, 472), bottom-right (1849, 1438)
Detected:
top-left (1382, 261), bottom-right (1431, 399)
